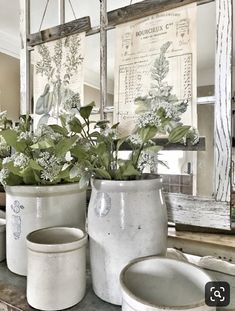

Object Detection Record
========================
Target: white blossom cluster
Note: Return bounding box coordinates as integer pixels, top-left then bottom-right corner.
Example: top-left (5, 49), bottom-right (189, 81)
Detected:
top-left (37, 152), bottom-right (62, 182)
top-left (138, 151), bottom-right (156, 172)
top-left (3, 152), bottom-right (30, 170)
top-left (128, 134), bottom-right (143, 146)
top-left (17, 131), bottom-right (35, 143)
top-left (137, 111), bottom-right (161, 128)
top-left (14, 153), bottom-right (30, 169)
top-left (0, 168), bottom-right (9, 186)
top-left (0, 136), bottom-right (10, 157)
top-left (63, 93), bottom-right (80, 112)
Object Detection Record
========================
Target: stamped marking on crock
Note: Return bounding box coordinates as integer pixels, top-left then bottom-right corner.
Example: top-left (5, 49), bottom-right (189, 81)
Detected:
top-left (11, 200), bottom-right (24, 213)
top-left (94, 192), bottom-right (111, 217)
top-left (11, 215), bottom-right (22, 240)
top-left (11, 200), bottom-right (24, 240)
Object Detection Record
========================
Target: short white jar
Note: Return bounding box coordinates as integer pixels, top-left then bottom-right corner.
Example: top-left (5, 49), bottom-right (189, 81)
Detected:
top-left (26, 227), bottom-right (87, 311)
top-left (0, 218), bottom-right (6, 262)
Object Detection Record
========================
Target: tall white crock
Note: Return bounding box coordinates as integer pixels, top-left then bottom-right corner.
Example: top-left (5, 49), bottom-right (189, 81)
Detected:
top-left (5, 183), bottom-right (86, 276)
top-left (88, 175), bottom-right (168, 305)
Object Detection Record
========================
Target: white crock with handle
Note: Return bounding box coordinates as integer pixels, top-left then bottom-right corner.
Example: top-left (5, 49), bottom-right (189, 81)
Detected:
top-left (88, 174), bottom-right (168, 305)
top-left (120, 256), bottom-right (216, 311)
top-left (5, 183), bottom-right (86, 276)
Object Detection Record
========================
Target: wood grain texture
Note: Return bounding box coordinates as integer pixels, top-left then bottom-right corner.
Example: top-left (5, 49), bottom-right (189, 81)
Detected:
top-left (214, 0), bottom-right (233, 202)
top-left (107, 0), bottom-right (214, 27)
top-left (100, 0), bottom-right (108, 120)
top-left (27, 16), bottom-right (91, 46)
top-left (168, 228), bottom-right (235, 262)
top-left (20, 0), bottom-right (30, 114)
top-left (165, 193), bottom-right (231, 230)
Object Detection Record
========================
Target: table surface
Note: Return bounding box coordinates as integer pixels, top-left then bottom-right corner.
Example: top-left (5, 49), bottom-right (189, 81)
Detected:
top-left (0, 261), bottom-right (121, 311)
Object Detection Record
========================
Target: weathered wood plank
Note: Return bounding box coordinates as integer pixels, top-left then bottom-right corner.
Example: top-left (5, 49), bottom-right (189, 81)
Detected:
top-left (165, 193), bottom-right (231, 230)
top-left (100, 0), bottom-right (108, 120)
top-left (120, 137), bottom-right (206, 151)
top-left (20, 0), bottom-right (31, 114)
top-left (27, 16), bottom-right (91, 47)
top-left (214, 0), bottom-right (233, 202)
top-left (107, 0), bottom-right (214, 27)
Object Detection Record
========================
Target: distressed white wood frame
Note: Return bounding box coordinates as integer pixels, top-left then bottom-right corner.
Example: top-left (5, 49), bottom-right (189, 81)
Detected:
top-left (20, 0), bottom-right (233, 230)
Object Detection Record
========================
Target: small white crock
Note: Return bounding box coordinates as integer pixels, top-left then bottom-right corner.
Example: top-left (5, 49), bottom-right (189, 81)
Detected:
top-left (0, 218), bottom-right (6, 262)
top-left (26, 227), bottom-right (87, 311)
top-left (120, 256), bottom-right (216, 311)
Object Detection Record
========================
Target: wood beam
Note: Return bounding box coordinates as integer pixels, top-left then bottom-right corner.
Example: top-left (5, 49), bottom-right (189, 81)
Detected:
top-left (107, 0), bottom-right (214, 27)
top-left (214, 0), bottom-right (233, 202)
top-left (100, 0), bottom-right (108, 120)
top-left (20, 0), bottom-right (31, 115)
top-left (27, 0), bottom-right (214, 47)
top-left (27, 16), bottom-right (91, 47)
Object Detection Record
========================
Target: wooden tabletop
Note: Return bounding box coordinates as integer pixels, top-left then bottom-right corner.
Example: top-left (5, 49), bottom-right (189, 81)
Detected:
top-left (168, 227), bottom-right (235, 263)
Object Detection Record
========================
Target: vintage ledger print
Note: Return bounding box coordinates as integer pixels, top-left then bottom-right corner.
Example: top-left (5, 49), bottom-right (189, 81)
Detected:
top-left (114, 4), bottom-right (197, 134)
top-left (34, 33), bottom-right (85, 129)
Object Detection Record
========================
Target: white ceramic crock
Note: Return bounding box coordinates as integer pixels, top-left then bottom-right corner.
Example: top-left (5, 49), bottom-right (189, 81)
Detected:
top-left (120, 256), bottom-right (215, 311)
top-left (0, 218), bottom-right (6, 262)
top-left (26, 227), bottom-right (87, 311)
top-left (88, 175), bottom-right (168, 305)
top-left (6, 183), bottom-right (86, 276)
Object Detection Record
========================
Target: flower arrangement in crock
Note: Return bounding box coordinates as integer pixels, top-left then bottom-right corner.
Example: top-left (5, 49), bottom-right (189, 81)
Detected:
top-left (0, 112), bottom-right (88, 276)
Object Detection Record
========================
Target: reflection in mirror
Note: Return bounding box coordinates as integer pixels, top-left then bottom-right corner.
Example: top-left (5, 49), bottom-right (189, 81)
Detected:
top-left (102, 2), bottom-right (216, 198)
top-left (158, 2), bottom-right (215, 198)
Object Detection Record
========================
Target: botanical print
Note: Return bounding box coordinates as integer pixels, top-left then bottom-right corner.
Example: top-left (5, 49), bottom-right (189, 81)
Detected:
top-left (114, 4), bottom-right (197, 134)
top-left (34, 33), bottom-right (85, 129)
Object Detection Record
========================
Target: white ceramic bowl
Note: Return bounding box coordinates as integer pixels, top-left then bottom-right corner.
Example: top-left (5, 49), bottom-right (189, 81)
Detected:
top-left (0, 218), bottom-right (6, 262)
top-left (120, 256), bottom-right (215, 311)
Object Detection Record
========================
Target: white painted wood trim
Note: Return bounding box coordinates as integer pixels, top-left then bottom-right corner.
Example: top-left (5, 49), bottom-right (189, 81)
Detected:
top-left (100, 0), bottom-right (108, 120)
top-left (20, 0), bottom-right (31, 115)
top-left (214, 0), bottom-right (233, 202)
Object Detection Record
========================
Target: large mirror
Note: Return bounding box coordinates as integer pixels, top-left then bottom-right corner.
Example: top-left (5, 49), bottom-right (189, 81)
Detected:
top-left (0, 0), bottom-right (233, 229)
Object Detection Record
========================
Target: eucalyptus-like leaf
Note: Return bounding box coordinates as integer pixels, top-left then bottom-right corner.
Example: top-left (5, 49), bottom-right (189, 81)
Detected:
top-left (48, 124), bottom-right (68, 136)
top-left (31, 138), bottom-right (55, 150)
top-left (138, 127), bottom-right (158, 142)
top-left (55, 136), bottom-right (77, 157)
top-left (168, 125), bottom-right (191, 143)
top-left (0, 129), bottom-right (27, 153)
top-left (143, 145), bottom-right (162, 153)
top-left (68, 117), bottom-right (83, 133)
top-left (122, 163), bottom-right (141, 177)
top-left (79, 102), bottom-right (95, 119)
top-left (94, 168), bottom-right (111, 180)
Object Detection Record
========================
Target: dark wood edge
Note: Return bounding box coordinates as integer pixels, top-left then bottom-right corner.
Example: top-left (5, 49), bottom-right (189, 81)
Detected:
top-left (27, 0), bottom-right (215, 47)
top-left (107, 0), bottom-right (214, 27)
top-left (27, 16), bottom-right (91, 46)
top-left (120, 136), bottom-right (206, 151)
